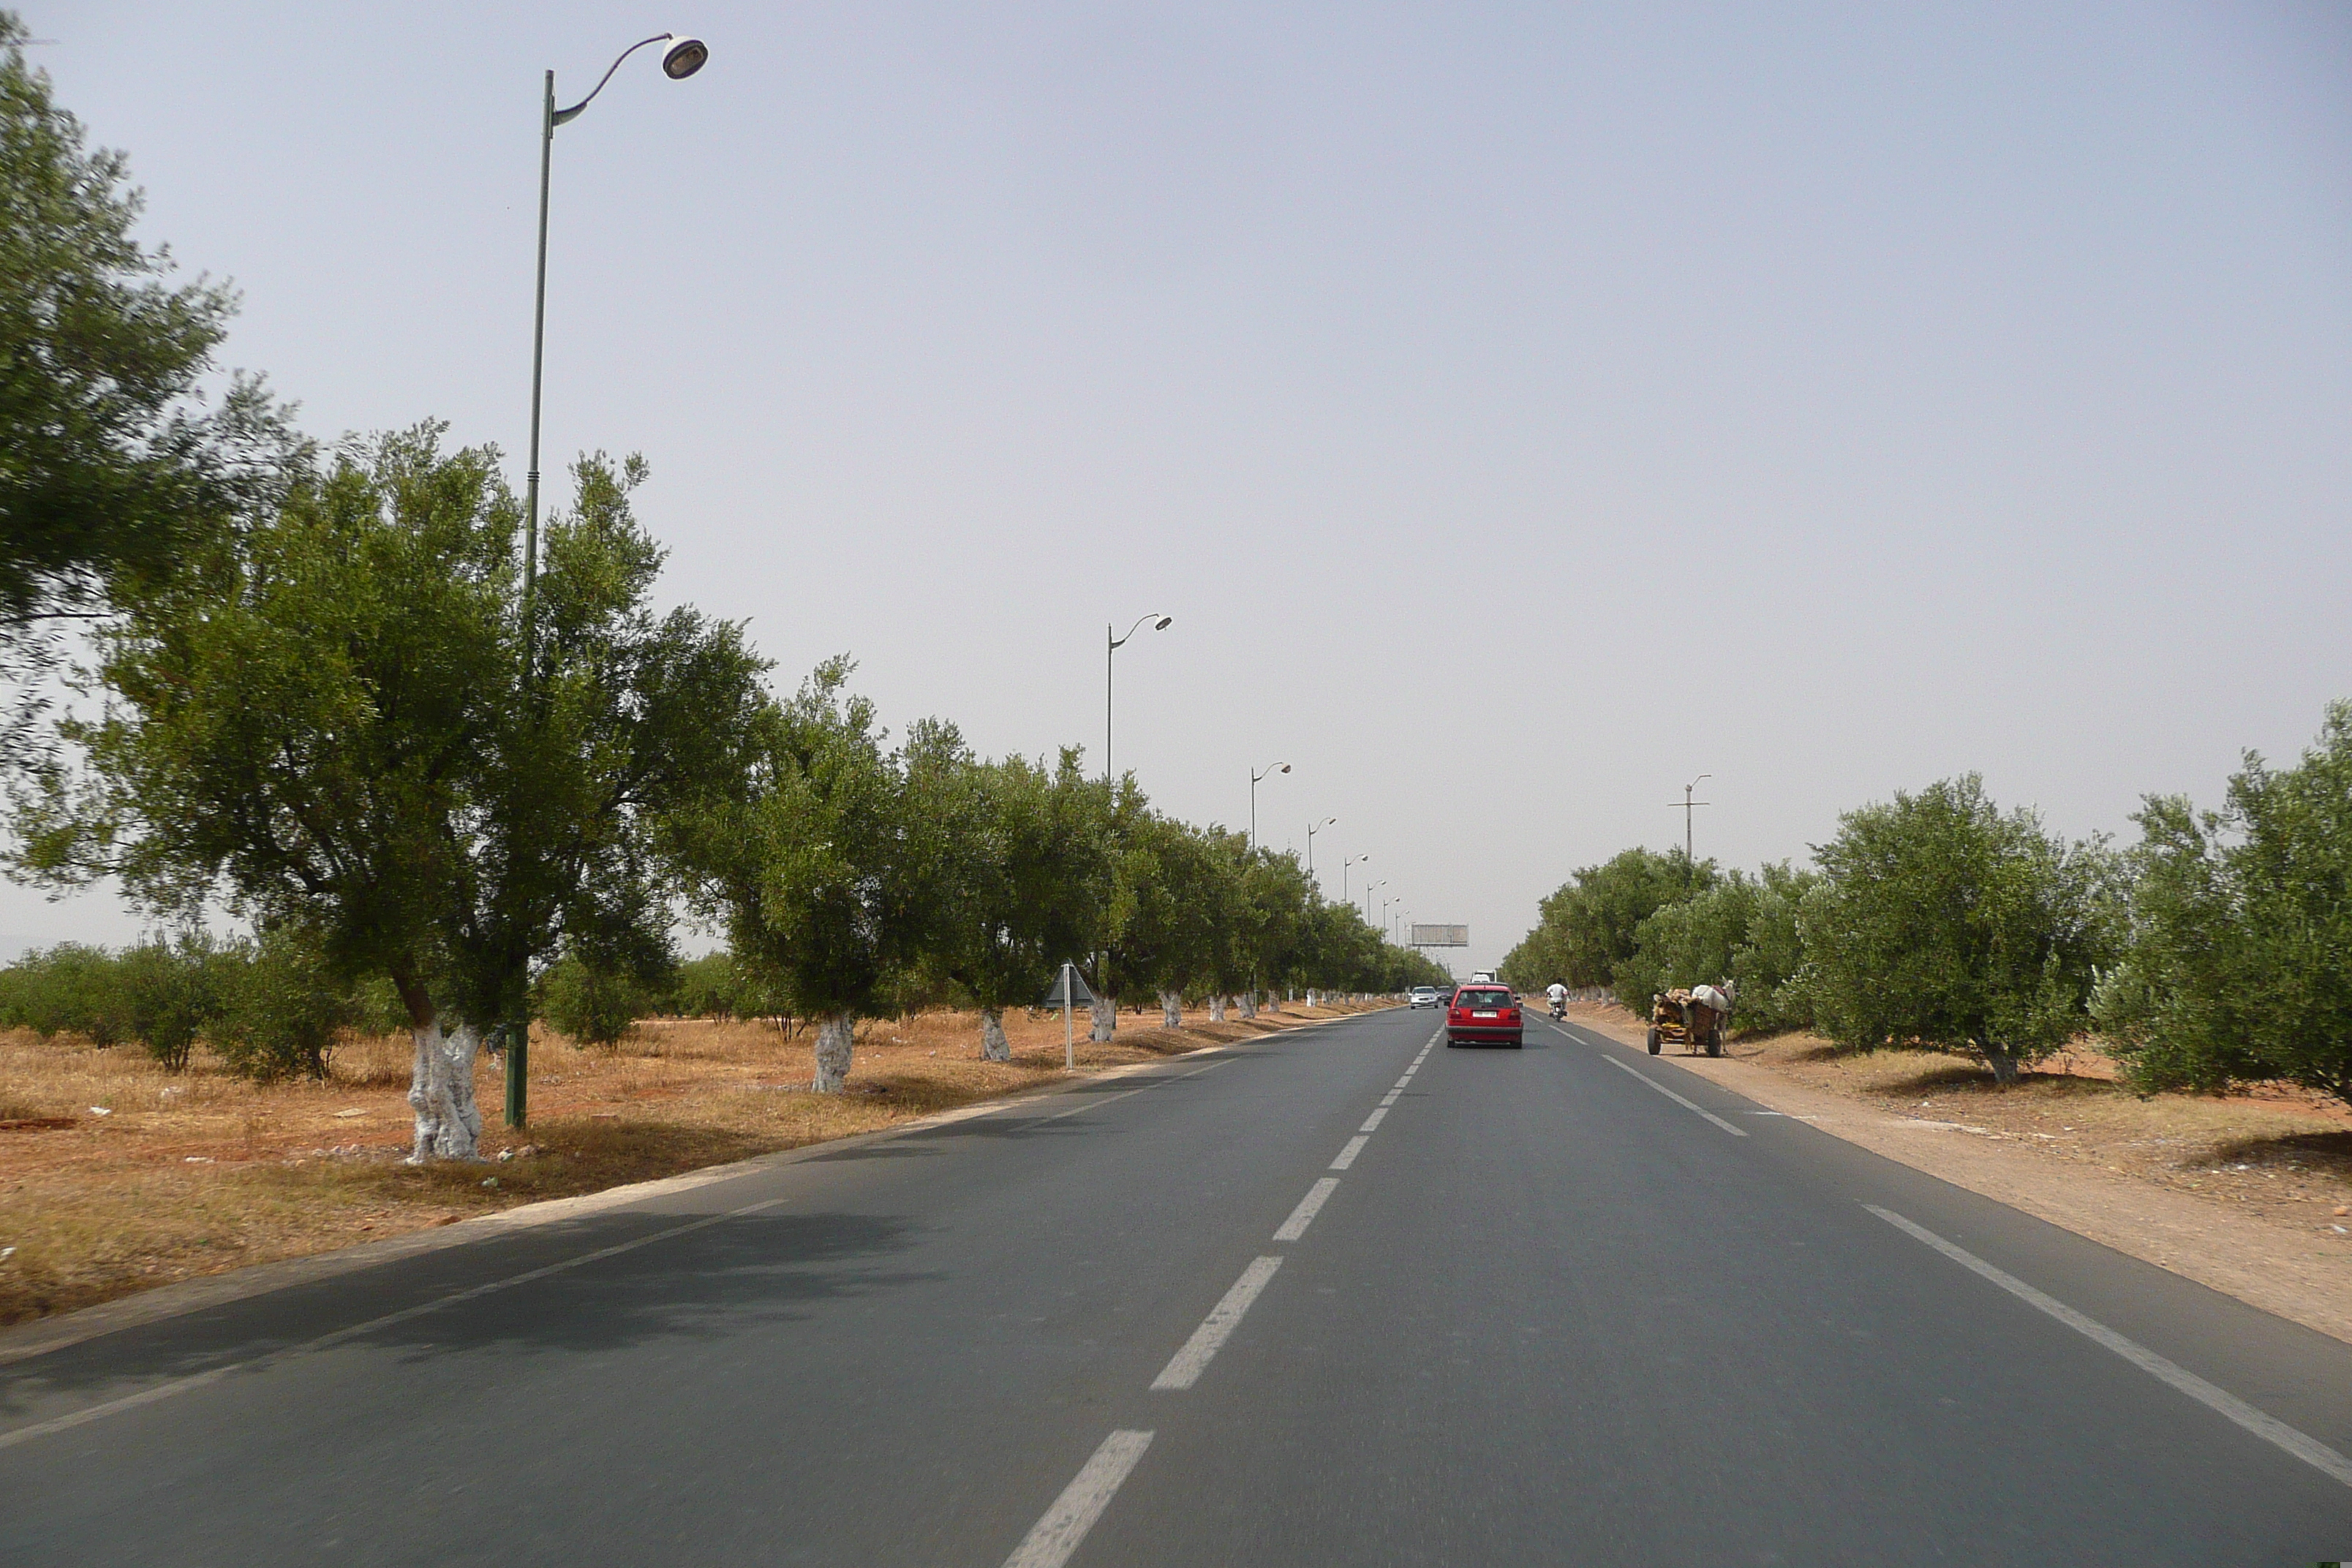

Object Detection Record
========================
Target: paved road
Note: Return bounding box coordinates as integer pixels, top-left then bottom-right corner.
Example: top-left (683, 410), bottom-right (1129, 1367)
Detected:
top-left (2, 1006), bottom-right (2348, 1564)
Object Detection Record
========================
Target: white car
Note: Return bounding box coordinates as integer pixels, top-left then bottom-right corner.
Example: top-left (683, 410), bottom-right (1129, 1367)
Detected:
top-left (1409, 985), bottom-right (1444, 1009)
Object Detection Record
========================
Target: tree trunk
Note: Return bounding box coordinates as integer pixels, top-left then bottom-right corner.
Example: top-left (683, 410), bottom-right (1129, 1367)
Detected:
top-left (1208, 994), bottom-right (1227, 1022)
top-left (1982, 1042), bottom-right (2019, 1086)
top-left (1267, 990), bottom-right (1284, 1015)
top-left (1239, 990), bottom-right (1258, 1019)
top-left (406, 1017), bottom-right (484, 1164)
top-left (1158, 990), bottom-right (1183, 1030)
top-left (813, 1011), bottom-right (856, 1092)
top-left (979, 1007), bottom-right (1011, 1063)
top-left (1088, 993), bottom-right (1117, 1043)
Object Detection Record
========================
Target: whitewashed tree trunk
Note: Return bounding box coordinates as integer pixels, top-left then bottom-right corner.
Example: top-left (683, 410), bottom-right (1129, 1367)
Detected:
top-left (1239, 990), bottom-right (1258, 1019)
top-left (1088, 994), bottom-right (1117, 1043)
top-left (979, 1007), bottom-right (1011, 1062)
top-left (1267, 991), bottom-right (1284, 1014)
top-left (406, 1019), bottom-right (484, 1164)
top-left (1208, 994), bottom-right (1227, 1022)
top-left (813, 1011), bottom-right (856, 1092)
top-left (1158, 989), bottom-right (1183, 1030)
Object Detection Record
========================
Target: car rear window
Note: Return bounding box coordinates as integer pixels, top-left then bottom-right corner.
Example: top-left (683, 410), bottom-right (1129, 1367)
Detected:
top-left (1458, 989), bottom-right (1513, 1009)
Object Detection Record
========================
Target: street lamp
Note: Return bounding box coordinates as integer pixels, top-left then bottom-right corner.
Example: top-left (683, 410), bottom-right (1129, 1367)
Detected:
top-left (1305, 817), bottom-right (1336, 878)
top-left (1671, 772), bottom-right (1713, 883)
top-left (525, 31), bottom-right (709, 631)
top-left (1248, 761), bottom-right (1289, 851)
top-left (513, 29), bottom-right (706, 1133)
top-left (1364, 879), bottom-right (1387, 924)
top-left (1343, 853), bottom-right (1366, 902)
top-left (1105, 613), bottom-right (1172, 784)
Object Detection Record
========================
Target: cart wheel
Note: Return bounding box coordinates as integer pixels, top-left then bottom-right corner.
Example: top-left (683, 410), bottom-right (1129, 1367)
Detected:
top-left (1646, 1028), bottom-right (1660, 1055)
top-left (1705, 1033), bottom-right (1722, 1058)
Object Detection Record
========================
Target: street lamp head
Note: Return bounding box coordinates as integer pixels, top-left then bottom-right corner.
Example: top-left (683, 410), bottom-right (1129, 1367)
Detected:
top-left (1278, 763), bottom-right (1292, 775)
top-left (661, 35), bottom-right (709, 78)
top-left (1153, 616), bottom-right (1173, 630)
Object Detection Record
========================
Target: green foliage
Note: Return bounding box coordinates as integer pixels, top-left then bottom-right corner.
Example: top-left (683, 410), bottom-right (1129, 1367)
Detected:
top-left (682, 658), bottom-right (930, 1025)
top-left (117, 930), bottom-right (227, 1070)
top-left (669, 951), bottom-right (742, 1019)
top-left (1800, 775), bottom-right (2113, 1082)
top-left (10, 431), bottom-right (764, 1052)
top-left (1501, 847), bottom-right (1714, 992)
top-left (211, 925), bottom-right (350, 1081)
top-left (1610, 872), bottom-right (1758, 1015)
top-left (536, 954), bottom-right (653, 1048)
top-left (0, 941), bottom-right (133, 1044)
top-left (1730, 863), bottom-right (1816, 1032)
top-left (2094, 703), bottom-right (2352, 1107)
top-left (0, 14), bottom-right (299, 745)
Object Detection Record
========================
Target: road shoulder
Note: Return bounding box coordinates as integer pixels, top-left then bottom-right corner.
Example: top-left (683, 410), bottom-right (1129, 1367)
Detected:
top-left (1558, 1006), bottom-right (2352, 1346)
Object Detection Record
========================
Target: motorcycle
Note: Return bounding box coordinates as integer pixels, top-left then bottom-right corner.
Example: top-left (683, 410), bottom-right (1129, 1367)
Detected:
top-left (1548, 996), bottom-right (1567, 1022)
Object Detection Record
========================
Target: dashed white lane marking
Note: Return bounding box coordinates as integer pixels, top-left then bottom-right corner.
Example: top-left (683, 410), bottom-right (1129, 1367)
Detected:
top-left (1866, 1205), bottom-right (2352, 1490)
top-left (1601, 1055), bottom-right (1748, 1136)
top-left (0, 1196), bottom-right (792, 1452)
top-left (1358, 1107), bottom-right (1389, 1134)
top-left (1273, 1178), bottom-right (1340, 1243)
top-left (1394, 1074), bottom-right (1414, 1089)
top-left (1000, 1429), bottom-right (1156, 1568)
top-left (1151, 1256), bottom-right (1284, 1391)
top-left (1330, 1136), bottom-right (1368, 1170)
top-left (1379, 1090), bottom-right (1401, 1107)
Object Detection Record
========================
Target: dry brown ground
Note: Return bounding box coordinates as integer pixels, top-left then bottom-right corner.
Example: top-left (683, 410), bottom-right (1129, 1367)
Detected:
top-left (0, 999), bottom-right (1375, 1326)
top-left (1564, 1000), bottom-right (2352, 1342)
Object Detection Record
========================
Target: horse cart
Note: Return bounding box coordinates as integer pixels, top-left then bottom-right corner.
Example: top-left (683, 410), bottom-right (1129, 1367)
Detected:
top-left (1646, 984), bottom-right (1732, 1057)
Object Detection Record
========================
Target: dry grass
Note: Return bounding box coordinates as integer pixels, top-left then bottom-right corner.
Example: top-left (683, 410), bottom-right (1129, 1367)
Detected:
top-left (0, 999), bottom-right (1376, 1325)
top-left (1571, 1001), bottom-right (2352, 1238)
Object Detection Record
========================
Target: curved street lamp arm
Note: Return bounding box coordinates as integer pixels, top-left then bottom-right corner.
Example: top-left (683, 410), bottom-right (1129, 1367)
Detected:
top-left (554, 34), bottom-right (674, 125)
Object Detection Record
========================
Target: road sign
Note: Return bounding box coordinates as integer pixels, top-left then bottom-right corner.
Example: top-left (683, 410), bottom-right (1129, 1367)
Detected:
top-left (1410, 924), bottom-right (1469, 947)
top-left (1039, 968), bottom-right (1097, 1008)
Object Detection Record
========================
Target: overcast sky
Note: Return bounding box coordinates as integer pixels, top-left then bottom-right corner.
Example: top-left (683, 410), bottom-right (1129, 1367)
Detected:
top-left (9, 1), bottom-right (2351, 973)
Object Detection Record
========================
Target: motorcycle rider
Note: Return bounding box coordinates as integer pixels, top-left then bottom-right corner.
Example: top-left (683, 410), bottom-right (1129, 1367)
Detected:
top-left (1545, 979), bottom-right (1568, 1020)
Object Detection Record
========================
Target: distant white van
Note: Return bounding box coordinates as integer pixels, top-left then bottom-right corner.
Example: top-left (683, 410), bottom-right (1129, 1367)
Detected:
top-left (1470, 970), bottom-right (1496, 983)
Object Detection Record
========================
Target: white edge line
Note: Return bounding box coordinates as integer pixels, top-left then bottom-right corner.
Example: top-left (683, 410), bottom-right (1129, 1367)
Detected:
top-left (1330, 1135), bottom-right (1368, 1170)
top-left (1150, 1256), bottom-right (1283, 1391)
top-left (0, 1197), bottom-right (788, 1451)
top-left (1864, 1205), bottom-right (2352, 1490)
top-left (1602, 1055), bottom-right (1748, 1135)
top-left (1000, 1428), bottom-right (1156, 1568)
top-left (1273, 1177), bottom-right (1341, 1243)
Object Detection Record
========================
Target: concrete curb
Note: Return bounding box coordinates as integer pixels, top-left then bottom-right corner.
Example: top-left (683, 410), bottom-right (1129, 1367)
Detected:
top-left (0, 1004), bottom-right (1395, 1368)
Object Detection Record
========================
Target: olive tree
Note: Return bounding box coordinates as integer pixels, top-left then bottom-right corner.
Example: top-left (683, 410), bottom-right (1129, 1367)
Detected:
top-left (682, 660), bottom-right (940, 1092)
top-left (10, 428), bottom-right (763, 1156)
top-left (1800, 775), bottom-right (2113, 1084)
top-left (2094, 702), bottom-right (2352, 1107)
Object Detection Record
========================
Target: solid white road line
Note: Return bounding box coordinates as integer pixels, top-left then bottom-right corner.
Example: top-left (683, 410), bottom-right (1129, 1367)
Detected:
top-left (1866, 1206), bottom-right (2352, 1489)
top-left (0, 1196), bottom-right (791, 1451)
top-left (1273, 1177), bottom-right (1341, 1243)
top-left (1000, 1429), bottom-right (1156, 1568)
top-left (1358, 1107), bottom-right (1389, 1134)
top-left (1151, 1256), bottom-right (1284, 1391)
top-left (1330, 1136), bottom-right (1369, 1170)
top-left (1601, 1055), bottom-right (1749, 1137)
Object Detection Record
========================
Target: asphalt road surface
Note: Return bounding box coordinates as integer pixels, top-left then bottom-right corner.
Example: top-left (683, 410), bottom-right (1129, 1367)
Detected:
top-left (3, 1006), bottom-right (2348, 1565)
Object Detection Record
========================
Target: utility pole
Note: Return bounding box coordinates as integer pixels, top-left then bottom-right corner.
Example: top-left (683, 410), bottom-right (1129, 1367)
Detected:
top-left (1671, 773), bottom-right (1712, 884)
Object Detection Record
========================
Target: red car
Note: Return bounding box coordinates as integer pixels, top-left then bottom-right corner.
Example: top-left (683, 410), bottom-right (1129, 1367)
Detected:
top-left (1445, 984), bottom-right (1523, 1048)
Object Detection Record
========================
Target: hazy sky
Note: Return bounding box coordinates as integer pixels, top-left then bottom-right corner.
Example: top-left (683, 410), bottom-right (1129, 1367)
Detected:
top-left (10, 1), bottom-right (2351, 973)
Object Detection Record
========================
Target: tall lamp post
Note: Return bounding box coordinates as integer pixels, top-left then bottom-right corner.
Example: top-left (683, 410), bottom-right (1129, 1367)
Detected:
top-left (1364, 878), bottom-right (1386, 924)
top-left (1248, 761), bottom-right (1290, 851)
top-left (1670, 772), bottom-right (1713, 884)
top-left (1105, 613), bottom-right (1172, 783)
top-left (512, 29), bottom-right (708, 1133)
top-left (1305, 816), bottom-right (1336, 879)
top-left (1343, 853), bottom-right (1366, 902)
